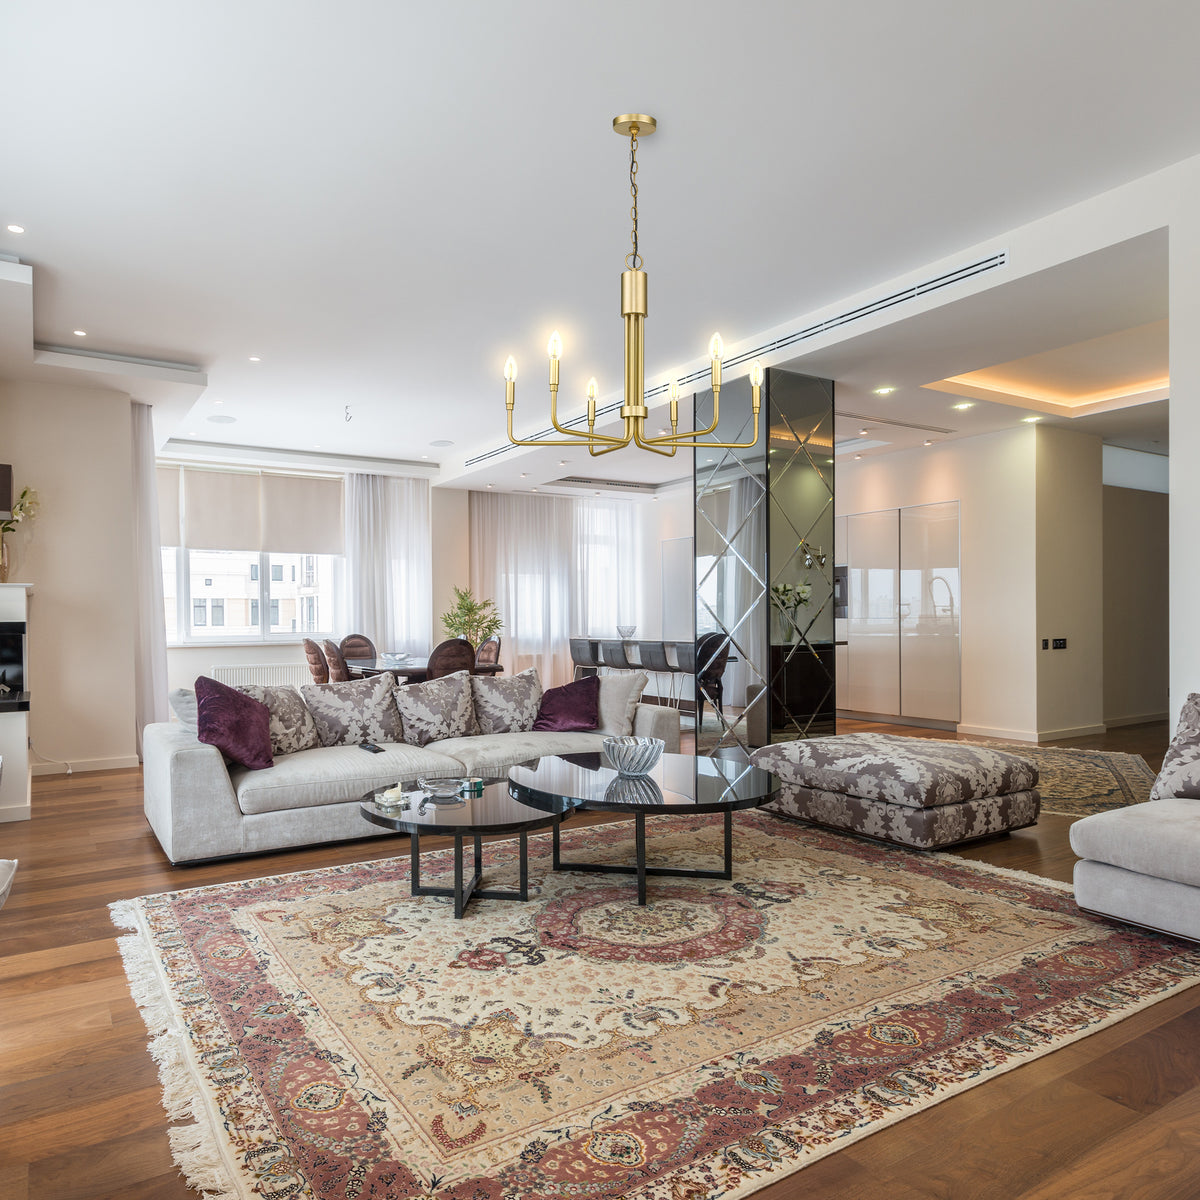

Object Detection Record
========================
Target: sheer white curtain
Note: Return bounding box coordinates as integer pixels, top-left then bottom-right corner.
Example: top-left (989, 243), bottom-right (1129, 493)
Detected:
top-left (131, 402), bottom-right (169, 756)
top-left (344, 474), bottom-right (431, 655)
top-left (470, 491), bottom-right (646, 687)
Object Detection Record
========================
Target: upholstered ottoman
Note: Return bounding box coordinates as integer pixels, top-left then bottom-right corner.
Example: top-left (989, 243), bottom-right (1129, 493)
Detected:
top-left (749, 733), bottom-right (1041, 850)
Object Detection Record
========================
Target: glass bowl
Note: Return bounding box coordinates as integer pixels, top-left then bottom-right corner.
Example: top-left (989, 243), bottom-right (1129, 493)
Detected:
top-left (603, 735), bottom-right (664, 776)
top-left (616, 625), bottom-right (637, 639)
top-left (417, 776), bottom-right (470, 798)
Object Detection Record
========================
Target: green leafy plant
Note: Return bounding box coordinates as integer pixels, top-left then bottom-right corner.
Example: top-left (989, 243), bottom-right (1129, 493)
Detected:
top-left (1, 486), bottom-right (38, 535)
top-left (440, 586), bottom-right (503, 647)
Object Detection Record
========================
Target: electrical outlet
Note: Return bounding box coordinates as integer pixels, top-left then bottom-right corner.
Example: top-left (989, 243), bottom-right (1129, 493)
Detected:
top-left (1041, 639), bottom-right (1049, 650)
top-left (1052, 638), bottom-right (1067, 650)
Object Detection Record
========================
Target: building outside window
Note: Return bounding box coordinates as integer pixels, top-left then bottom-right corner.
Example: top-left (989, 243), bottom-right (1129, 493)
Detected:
top-left (211, 598), bottom-right (225, 627)
top-left (193, 599), bottom-right (206, 627)
top-left (271, 564), bottom-right (283, 582)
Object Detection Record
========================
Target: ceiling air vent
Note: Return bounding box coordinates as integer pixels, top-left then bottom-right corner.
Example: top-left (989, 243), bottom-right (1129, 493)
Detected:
top-left (553, 476), bottom-right (658, 494)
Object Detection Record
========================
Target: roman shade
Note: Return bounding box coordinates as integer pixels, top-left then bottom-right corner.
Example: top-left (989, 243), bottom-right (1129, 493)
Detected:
top-left (158, 467), bottom-right (345, 555)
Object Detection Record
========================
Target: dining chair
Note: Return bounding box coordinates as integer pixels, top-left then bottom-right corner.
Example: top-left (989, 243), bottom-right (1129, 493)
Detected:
top-left (339, 633), bottom-right (376, 662)
top-left (426, 638), bottom-right (476, 680)
top-left (569, 637), bottom-right (601, 680)
top-left (303, 638), bottom-right (330, 684)
top-left (600, 639), bottom-right (637, 673)
top-left (638, 641), bottom-right (680, 707)
top-left (695, 632), bottom-right (731, 729)
top-left (322, 638), bottom-right (352, 683)
top-left (475, 636), bottom-right (501, 667)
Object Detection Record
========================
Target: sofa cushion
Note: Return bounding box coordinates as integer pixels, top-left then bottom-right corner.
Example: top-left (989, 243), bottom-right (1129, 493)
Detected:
top-left (301, 675), bottom-right (404, 747)
top-left (595, 671), bottom-right (648, 737)
top-left (533, 674), bottom-right (600, 732)
top-left (471, 667), bottom-right (542, 734)
top-left (168, 687), bottom-right (199, 731)
top-left (432, 729), bottom-right (610, 776)
top-left (750, 733), bottom-right (1039, 809)
top-left (395, 671), bottom-right (478, 746)
top-left (1150, 693), bottom-right (1200, 800)
top-left (231, 742), bottom-right (464, 815)
top-left (237, 684), bottom-right (320, 756)
top-left (194, 675), bottom-right (274, 770)
top-left (1070, 798), bottom-right (1200, 888)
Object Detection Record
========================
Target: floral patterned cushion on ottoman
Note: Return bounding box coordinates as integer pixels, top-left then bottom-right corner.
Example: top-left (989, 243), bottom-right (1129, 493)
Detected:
top-left (1150, 693), bottom-right (1200, 800)
top-left (750, 733), bottom-right (1038, 808)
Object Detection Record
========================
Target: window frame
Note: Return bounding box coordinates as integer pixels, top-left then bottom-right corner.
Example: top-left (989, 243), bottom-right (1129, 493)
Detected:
top-left (166, 549), bottom-right (338, 647)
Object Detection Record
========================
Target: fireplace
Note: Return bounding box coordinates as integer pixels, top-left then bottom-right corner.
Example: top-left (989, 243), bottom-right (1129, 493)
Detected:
top-left (0, 621), bottom-right (28, 711)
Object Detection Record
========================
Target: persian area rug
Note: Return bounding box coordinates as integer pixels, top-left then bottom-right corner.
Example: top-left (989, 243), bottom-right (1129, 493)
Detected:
top-left (112, 812), bottom-right (1200, 1200)
top-left (982, 743), bottom-right (1157, 818)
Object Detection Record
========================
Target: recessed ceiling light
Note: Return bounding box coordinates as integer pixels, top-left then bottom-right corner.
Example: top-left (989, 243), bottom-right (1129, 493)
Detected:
top-left (248, 356), bottom-right (261, 362)
top-left (6, 224), bottom-right (24, 234)
top-left (188, 431), bottom-right (197, 437)
top-left (873, 386), bottom-right (895, 396)
top-left (595, 490), bottom-right (601, 496)
top-left (952, 401), bottom-right (974, 411)
top-left (213, 399), bottom-right (224, 406)
top-left (207, 414), bottom-right (237, 424)
top-left (924, 439), bottom-right (933, 446)
top-left (531, 488), bottom-right (539, 493)
top-left (858, 427), bottom-right (869, 436)
top-left (520, 472), bottom-right (529, 478)
top-left (73, 329), bottom-right (86, 337)
top-left (658, 428), bottom-right (670, 436)
top-left (430, 439), bottom-right (454, 448)
top-left (826, 458), bottom-right (834, 464)
top-left (486, 483), bottom-right (494, 488)
top-left (313, 444), bottom-right (320, 449)
top-left (421, 454), bottom-right (428, 460)
top-left (559, 460), bottom-right (568, 466)
top-left (854, 454), bottom-right (862, 460)
top-left (1023, 416), bottom-right (1042, 423)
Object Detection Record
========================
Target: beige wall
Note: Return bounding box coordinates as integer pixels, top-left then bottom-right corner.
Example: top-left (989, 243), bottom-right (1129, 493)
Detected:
top-left (837, 428), bottom-right (1040, 740)
top-left (1034, 426), bottom-right (1105, 738)
top-left (0, 379), bottom-right (140, 774)
top-left (431, 488), bottom-right (469, 642)
top-left (1103, 485), bottom-right (1169, 725)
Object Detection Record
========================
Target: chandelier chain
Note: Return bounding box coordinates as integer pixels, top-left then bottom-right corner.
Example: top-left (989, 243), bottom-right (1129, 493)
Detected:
top-left (626, 132), bottom-right (641, 270)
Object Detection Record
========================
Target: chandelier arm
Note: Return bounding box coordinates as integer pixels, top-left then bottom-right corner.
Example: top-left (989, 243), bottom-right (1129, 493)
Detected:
top-left (640, 385), bottom-right (722, 445)
top-left (547, 385), bottom-right (627, 444)
top-left (507, 407), bottom-right (628, 448)
top-left (588, 431), bottom-right (633, 456)
top-left (632, 423), bottom-right (678, 456)
top-left (641, 405), bottom-right (762, 450)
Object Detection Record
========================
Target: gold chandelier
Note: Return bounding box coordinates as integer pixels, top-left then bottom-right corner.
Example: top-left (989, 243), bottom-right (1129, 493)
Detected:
top-left (503, 114), bottom-right (763, 457)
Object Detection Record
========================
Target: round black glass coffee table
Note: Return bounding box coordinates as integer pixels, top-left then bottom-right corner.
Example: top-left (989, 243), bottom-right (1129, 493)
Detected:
top-left (507, 752), bottom-right (780, 905)
top-left (360, 779), bottom-right (578, 918)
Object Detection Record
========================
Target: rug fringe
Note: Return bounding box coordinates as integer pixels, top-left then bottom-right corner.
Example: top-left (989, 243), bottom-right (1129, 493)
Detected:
top-left (930, 851), bottom-right (1074, 893)
top-left (109, 899), bottom-right (244, 1200)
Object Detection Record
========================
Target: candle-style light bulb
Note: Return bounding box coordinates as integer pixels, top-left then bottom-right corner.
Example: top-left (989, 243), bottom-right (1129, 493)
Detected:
top-left (668, 379), bottom-right (679, 402)
top-left (709, 332), bottom-right (723, 361)
top-left (547, 330), bottom-right (562, 360)
top-left (586, 377), bottom-right (598, 425)
top-left (503, 355), bottom-right (518, 411)
top-left (668, 378), bottom-right (679, 427)
top-left (504, 355), bottom-right (518, 382)
top-left (749, 361), bottom-right (764, 387)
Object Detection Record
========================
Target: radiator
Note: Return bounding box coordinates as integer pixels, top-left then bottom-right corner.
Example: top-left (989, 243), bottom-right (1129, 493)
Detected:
top-left (210, 663), bottom-right (310, 689)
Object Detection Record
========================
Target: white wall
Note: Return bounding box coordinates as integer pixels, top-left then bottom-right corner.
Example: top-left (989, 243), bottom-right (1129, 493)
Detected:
top-left (0, 379), bottom-right (141, 774)
top-left (637, 486), bottom-right (693, 641)
top-left (1034, 426), bottom-right (1104, 739)
top-left (837, 428), bottom-right (1039, 740)
top-left (431, 487), bottom-right (469, 642)
top-left (166, 642), bottom-right (306, 694)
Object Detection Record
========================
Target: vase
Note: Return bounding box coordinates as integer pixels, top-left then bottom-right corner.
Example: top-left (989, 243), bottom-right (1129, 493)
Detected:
top-left (0, 537), bottom-right (8, 584)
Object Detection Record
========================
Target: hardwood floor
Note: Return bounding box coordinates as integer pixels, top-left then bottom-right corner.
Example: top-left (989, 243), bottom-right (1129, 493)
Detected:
top-left (1, 720), bottom-right (1195, 1200)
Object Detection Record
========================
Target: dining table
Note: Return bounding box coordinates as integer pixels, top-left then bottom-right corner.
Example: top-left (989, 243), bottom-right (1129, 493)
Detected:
top-left (345, 656), bottom-right (504, 685)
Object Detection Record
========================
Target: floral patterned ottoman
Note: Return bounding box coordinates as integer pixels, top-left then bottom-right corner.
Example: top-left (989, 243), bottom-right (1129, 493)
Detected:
top-left (749, 733), bottom-right (1041, 849)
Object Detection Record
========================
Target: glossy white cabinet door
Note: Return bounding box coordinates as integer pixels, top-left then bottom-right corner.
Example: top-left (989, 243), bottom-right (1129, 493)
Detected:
top-left (846, 510), bottom-right (900, 714)
top-left (899, 501), bottom-right (961, 721)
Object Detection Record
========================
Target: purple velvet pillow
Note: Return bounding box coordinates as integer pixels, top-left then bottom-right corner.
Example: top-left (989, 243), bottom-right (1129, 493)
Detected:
top-left (532, 675), bottom-right (600, 732)
top-left (195, 675), bottom-right (274, 770)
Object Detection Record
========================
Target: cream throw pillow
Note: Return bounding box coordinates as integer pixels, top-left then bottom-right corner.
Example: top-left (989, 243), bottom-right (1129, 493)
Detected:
top-left (595, 671), bottom-right (647, 736)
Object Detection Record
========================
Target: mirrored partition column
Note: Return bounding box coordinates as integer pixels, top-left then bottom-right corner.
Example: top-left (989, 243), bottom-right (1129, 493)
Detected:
top-left (693, 368), bottom-right (834, 757)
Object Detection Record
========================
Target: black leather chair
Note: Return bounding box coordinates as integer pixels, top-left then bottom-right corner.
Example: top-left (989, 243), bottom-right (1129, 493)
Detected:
top-left (569, 638), bottom-right (601, 679)
top-left (695, 633), bottom-right (731, 728)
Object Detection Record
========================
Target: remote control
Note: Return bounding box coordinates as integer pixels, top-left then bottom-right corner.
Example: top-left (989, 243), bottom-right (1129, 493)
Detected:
top-left (359, 742), bottom-right (385, 753)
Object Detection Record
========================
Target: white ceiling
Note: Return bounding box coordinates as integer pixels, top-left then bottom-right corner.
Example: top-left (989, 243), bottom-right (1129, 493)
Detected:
top-left (1, 1), bottom-right (1196, 485)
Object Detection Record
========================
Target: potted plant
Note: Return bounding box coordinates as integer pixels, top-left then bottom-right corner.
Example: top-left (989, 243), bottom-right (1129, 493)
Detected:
top-left (440, 586), bottom-right (502, 648)
top-left (0, 486), bottom-right (38, 583)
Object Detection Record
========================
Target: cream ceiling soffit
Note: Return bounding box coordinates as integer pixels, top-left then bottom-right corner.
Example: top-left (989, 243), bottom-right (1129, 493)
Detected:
top-left (158, 438), bottom-right (439, 479)
top-left (923, 376), bottom-right (1169, 418)
top-left (0, 258), bottom-right (208, 446)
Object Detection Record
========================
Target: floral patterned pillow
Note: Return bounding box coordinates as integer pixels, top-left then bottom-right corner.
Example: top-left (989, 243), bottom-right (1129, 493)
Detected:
top-left (394, 671), bottom-right (478, 747)
top-left (300, 675), bottom-right (404, 748)
top-left (1150, 693), bottom-right (1200, 800)
top-left (237, 684), bottom-right (320, 756)
top-left (470, 668), bottom-right (542, 735)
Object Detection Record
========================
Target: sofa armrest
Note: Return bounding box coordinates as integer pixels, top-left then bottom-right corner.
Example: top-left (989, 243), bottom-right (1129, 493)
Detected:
top-left (633, 703), bottom-right (681, 753)
top-left (142, 722), bottom-right (245, 863)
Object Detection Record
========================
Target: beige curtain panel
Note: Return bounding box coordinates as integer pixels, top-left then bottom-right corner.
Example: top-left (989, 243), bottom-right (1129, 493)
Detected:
top-left (158, 467), bottom-right (345, 555)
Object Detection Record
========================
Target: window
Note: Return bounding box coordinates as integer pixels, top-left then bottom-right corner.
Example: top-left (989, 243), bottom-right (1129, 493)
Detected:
top-left (162, 548), bottom-right (340, 644)
top-left (291, 565), bottom-right (296, 581)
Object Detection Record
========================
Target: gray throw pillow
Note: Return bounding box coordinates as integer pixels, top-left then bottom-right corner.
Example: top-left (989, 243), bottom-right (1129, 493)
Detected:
top-left (595, 671), bottom-right (648, 736)
top-left (237, 684), bottom-right (321, 756)
top-left (394, 671), bottom-right (478, 747)
top-left (300, 675), bottom-right (404, 748)
top-left (470, 667), bottom-right (542, 735)
top-left (1151, 693), bottom-right (1200, 800)
top-left (168, 687), bottom-right (199, 731)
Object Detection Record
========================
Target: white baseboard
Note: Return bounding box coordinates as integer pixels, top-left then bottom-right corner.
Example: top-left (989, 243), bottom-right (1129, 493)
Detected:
top-left (1104, 711), bottom-right (1169, 729)
top-left (956, 724), bottom-right (1040, 742)
top-left (0, 802), bottom-right (31, 823)
top-left (836, 710), bottom-right (958, 732)
top-left (1035, 723), bottom-right (1108, 742)
top-left (31, 754), bottom-right (141, 777)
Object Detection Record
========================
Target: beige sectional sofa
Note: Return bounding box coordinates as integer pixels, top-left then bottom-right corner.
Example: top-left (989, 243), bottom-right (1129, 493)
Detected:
top-left (144, 671), bottom-right (679, 864)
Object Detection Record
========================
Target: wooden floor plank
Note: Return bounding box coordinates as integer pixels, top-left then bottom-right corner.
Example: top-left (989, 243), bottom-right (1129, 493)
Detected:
top-left (3, 719), bottom-right (1195, 1200)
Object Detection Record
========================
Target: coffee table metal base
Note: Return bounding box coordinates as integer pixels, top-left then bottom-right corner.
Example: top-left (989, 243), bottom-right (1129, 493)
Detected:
top-left (411, 828), bottom-right (533, 919)
top-left (552, 809), bottom-right (734, 906)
